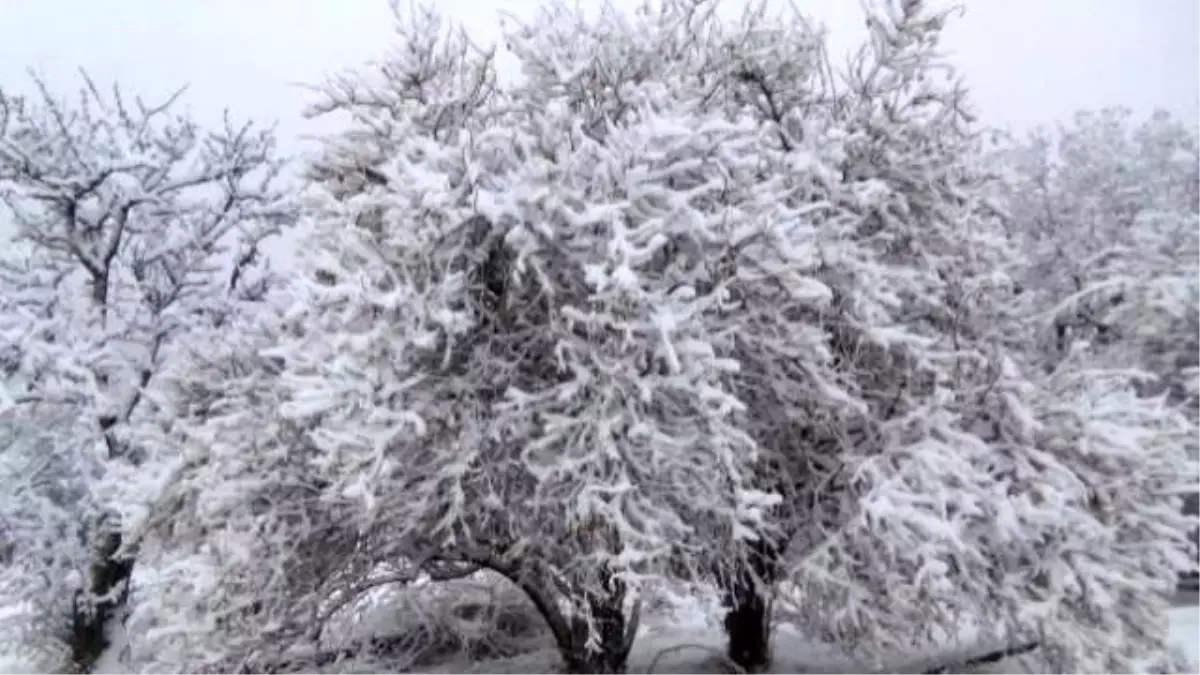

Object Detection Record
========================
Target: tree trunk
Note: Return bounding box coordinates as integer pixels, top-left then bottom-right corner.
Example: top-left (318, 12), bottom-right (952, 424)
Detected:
top-left (471, 551), bottom-right (637, 675)
top-left (513, 566), bottom-right (633, 674)
top-left (70, 527), bottom-right (134, 673)
top-left (70, 385), bottom-right (143, 672)
top-left (562, 644), bottom-right (625, 674)
top-left (560, 578), bottom-right (630, 674)
top-left (724, 585), bottom-right (771, 673)
top-left (723, 537), bottom-right (779, 673)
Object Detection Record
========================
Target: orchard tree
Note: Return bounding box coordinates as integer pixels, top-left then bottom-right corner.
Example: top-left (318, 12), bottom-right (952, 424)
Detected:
top-left (96, 2), bottom-right (1196, 674)
top-left (992, 107), bottom-right (1200, 589)
top-left (124, 3), bottom-right (783, 672)
top-left (114, 300), bottom-right (368, 673)
top-left (0, 397), bottom-right (94, 671)
top-left (275, 4), bottom-right (790, 671)
top-left (0, 73), bottom-right (292, 672)
top-left (607, 0), bottom-right (1040, 668)
top-left (671, 1), bottom-right (1196, 672)
top-left (993, 108), bottom-right (1199, 415)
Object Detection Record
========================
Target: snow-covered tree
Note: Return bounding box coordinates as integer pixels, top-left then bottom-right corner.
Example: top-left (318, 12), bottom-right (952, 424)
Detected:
top-left (1002, 106), bottom-right (1200, 504)
top-left (282, 5), bottom-right (792, 671)
top-left (0, 404), bottom-right (93, 671)
top-left (991, 105), bottom-right (1200, 597)
top-left (118, 299), bottom-right (360, 673)
top-left (724, 3), bottom-right (1195, 667)
top-left (103, 2), bottom-right (1195, 674)
top-left (123, 3), bottom-right (783, 672)
top-left (670, 2), bottom-right (1196, 672)
top-left (993, 108), bottom-right (1199, 414)
top-left (562, 0), bottom-right (1029, 668)
top-left (0, 73), bottom-right (292, 672)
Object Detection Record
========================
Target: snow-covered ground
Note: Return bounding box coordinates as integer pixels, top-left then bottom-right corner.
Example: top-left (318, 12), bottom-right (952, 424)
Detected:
top-left (1169, 604), bottom-right (1199, 667)
top-left (7, 605), bottom-right (1200, 672)
top-left (417, 603), bottom-right (1200, 674)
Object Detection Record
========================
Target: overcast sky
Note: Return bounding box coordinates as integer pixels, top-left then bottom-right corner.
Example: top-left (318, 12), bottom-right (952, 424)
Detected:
top-left (4, 0), bottom-right (1197, 154)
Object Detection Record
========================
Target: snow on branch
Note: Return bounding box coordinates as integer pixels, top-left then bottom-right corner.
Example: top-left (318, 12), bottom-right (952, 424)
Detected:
top-left (0, 71), bottom-right (295, 672)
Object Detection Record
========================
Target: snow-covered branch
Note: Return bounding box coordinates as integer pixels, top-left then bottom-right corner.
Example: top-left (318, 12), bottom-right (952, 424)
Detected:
top-left (0, 72), bottom-right (295, 672)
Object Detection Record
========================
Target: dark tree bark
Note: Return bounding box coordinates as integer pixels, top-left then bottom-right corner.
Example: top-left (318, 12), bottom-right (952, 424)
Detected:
top-left (445, 547), bottom-right (639, 674)
top-left (724, 588), bottom-right (770, 672)
top-left (1180, 492), bottom-right (1200, 576)
top-left (723, 536), bottom-right (781, 673)
top-left (511, 564), bottom-right (635, 674)
top-left (560, 575), bottom-right (631, 674)
top-left (70, 529), bottom-right (134, 673)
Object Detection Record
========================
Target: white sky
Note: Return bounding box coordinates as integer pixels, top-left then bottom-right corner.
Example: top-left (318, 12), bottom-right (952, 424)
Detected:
top-left (4, 0), bottom-right (1197, 152)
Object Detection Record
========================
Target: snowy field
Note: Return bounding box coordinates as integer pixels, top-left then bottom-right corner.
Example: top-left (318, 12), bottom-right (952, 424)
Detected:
top-left (7, 598), bottom-right (1200, 672)
top-left (420, 604), bottom-right (1200, 674)
top-left (1169, 602), bottom-right (1199, 668)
